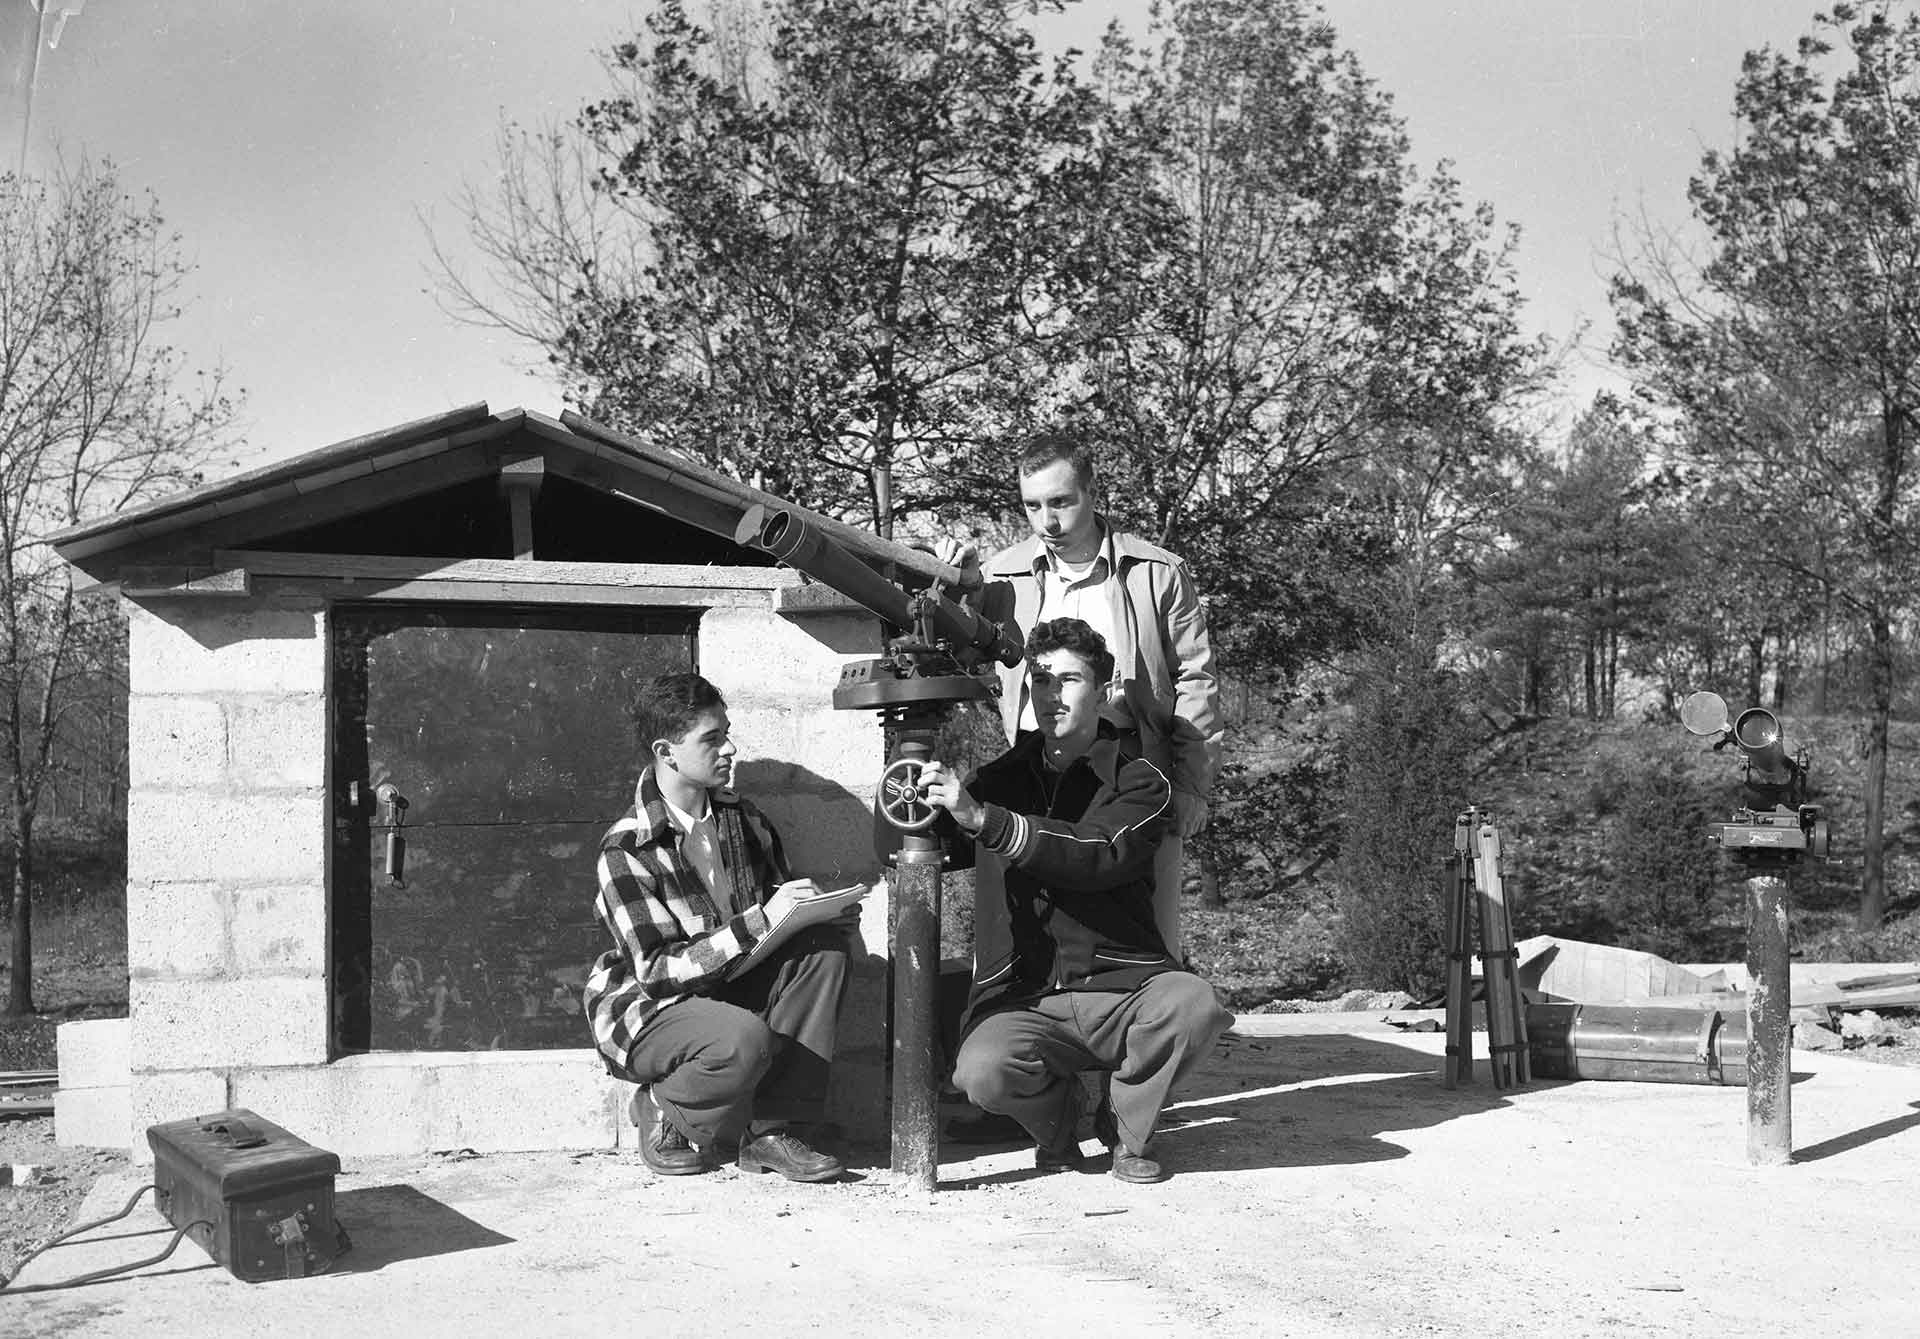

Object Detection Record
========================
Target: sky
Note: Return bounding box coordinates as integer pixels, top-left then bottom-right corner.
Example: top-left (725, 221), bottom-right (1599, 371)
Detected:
top-left (4, 0), bottom-right (1833, 474)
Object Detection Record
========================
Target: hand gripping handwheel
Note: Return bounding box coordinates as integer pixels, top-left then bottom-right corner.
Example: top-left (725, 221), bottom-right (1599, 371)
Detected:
top-left (878, 757), bottom-right (938, 832)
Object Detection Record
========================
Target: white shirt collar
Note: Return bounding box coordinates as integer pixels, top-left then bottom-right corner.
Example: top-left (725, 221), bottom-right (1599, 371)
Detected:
top-left (648, 779), bottom-right (712, 837)
top-left (1037, 521), bottom-right (1113, 577)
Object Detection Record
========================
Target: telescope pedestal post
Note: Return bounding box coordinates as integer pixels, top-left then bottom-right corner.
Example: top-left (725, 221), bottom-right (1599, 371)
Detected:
top-left (889, 839), bottom-right (943, 1192)
top-left (878, 727), bottom-right (946, 1194)
top-left (1743, 868), bottom-right (1793, 1166)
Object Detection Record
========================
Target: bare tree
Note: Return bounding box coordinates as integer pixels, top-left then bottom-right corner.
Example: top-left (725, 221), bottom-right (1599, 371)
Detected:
top-left (0, 159), bottom-right (237, 1013)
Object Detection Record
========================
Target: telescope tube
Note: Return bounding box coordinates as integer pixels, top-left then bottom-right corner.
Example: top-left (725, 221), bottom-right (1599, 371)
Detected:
top-left (737, 505), bottom-right (1023, 668)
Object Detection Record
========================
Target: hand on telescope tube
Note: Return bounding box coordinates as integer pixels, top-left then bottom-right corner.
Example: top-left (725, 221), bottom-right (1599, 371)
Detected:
top-left (917, 760), bottom-right (983, 834)
top-left (930, 536), bottom-right (980, 572)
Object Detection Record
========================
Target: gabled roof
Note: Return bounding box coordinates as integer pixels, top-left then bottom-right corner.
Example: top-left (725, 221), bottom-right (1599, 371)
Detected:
top-left (51, 403), bottom-right (963, 605)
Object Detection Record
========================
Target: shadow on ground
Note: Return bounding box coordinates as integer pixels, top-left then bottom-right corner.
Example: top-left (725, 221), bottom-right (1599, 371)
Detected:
top-left (941, 1031), bottom-right (1514, 1186)
top-left (333, 1185), bottom-right (514, 1272)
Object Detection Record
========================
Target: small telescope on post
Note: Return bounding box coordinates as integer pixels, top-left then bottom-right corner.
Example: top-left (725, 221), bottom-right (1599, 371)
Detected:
top-left (1679, 691), bottom-right (1828, 860)
top-left (1679, 690), bottom-right (1825, 1167)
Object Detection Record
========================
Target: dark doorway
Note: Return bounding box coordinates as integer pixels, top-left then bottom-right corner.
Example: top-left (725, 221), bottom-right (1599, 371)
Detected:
top-left (330, 603), bottom-right (699, 1053)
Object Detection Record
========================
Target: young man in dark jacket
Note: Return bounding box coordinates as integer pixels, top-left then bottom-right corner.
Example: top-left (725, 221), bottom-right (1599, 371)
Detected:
top-left (919, 619), bottom-right (1231, 1183)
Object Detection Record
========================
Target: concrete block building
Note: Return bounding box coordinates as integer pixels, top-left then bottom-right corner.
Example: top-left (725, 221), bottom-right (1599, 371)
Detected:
top-left (51, 403), bottom-right (912, 1160)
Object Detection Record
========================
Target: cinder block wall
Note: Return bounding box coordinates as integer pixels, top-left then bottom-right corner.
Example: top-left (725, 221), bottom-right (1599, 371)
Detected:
top-left (123, 598), bottom-right (331, 1152)
top-left (99, 592), bottom-right (888, 1160)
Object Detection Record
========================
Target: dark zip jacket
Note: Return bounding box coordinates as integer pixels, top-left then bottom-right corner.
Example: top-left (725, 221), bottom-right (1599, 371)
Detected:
top-left (948, 723), bottom-right (1178, 1031)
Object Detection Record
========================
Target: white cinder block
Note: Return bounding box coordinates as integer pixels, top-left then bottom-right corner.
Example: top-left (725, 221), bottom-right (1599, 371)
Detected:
top-left (228, 883), bottom-right (327, 975)
top-left (127, 790), bottom-right (323, 886)
top-left (126, 881), bottom-right (228, 980)
top-left (791, 704), bottom-right (883, 788)
top-left (129, 601), bottom-right (326, 697)
top-left (55, 1086), bottom-right (132, 1149)
top-left (224, 696), bottom-right (326, 790)
top-left (130, 977), bottom-right (328, 1070)
top-left (232, 1052), bottom-right (621, 1156)
top-left (420, 1051), bottom-right (618, 1153)
top-left (127, 696), bottom-right (227, 790)
top-left (769, 789), bottom-right (878, 883)
top-left (129, 1070), bottom-right (230, 1162)
top-left (56, 1018), bottom-right (130, 1091)
top-left (701, 608), bottom-right (873, 686)
top-left (228, 1061), bottom-right (431, 1156)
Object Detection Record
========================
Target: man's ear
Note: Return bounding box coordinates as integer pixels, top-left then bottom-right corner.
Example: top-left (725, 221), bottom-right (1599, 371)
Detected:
top-left (650, 738), bottom-right (677, 769)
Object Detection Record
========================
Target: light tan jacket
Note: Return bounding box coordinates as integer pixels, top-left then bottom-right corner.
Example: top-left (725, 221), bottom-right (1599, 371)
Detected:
top-left (977, 522), bottom-right (1222, 804)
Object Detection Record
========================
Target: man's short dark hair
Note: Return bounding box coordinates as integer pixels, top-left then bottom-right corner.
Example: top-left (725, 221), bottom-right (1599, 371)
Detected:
top-left (1026, 617), bottom-right (1114, 686)
top-left (1016, 432), bottom-right (1097, 491)
top-left (631, 672), bottom-right (726, 751)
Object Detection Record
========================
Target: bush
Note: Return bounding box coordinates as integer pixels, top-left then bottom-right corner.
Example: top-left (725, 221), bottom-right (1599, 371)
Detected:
top-left (1335, 641), bottom-right (1478, 996)
top-left (1598, 751), bottom-right (1730, 961)
top-left (1192, 715), bottom-right (1345, 908)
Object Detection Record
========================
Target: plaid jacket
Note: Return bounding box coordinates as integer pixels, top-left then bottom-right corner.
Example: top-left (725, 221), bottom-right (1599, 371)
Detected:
top-left (584, 769), bottom-right (791, 1074)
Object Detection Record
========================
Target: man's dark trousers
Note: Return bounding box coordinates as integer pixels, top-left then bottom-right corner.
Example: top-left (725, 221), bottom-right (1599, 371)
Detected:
top-left (952, 971), bottom-right (1230, 1156)
top-left (623, 924), bottom-right (850, 1148)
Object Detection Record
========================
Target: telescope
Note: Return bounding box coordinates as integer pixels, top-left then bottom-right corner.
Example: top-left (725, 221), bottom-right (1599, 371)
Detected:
top-left (734, 503), bottom-right (1022, 698)
top-left (732, 501), bottom-right (1019, 1193)
top-left (1679, 691), bottom-right (1828, 862)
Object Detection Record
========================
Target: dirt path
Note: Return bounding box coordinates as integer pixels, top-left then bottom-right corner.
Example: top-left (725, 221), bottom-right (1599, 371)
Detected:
top-left (8, 1021), bottom-right (1920, 1336)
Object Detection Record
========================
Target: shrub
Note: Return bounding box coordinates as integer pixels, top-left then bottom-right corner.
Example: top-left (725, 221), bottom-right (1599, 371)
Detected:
top-left (1335, 641), bottom-right (1478, 996)
top-left (1600, 752), bottom-right (1730, 960)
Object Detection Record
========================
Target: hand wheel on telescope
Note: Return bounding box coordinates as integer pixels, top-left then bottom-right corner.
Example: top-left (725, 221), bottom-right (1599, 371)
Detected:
top-left (878, 757), bottom-right (938, 832)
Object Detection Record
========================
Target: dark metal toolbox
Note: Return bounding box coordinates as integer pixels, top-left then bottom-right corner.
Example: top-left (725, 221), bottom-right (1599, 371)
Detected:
top-left (146, 1109), bottom-right (351, 1282)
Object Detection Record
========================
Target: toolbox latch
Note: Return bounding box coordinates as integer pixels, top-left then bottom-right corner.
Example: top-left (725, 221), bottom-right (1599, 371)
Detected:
top-left (268, 1212), bottom-right (311, 1279)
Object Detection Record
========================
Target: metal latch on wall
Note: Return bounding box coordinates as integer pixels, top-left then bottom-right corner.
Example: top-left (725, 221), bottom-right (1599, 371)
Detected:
top-left (374, 783), bottom-right (408, 887)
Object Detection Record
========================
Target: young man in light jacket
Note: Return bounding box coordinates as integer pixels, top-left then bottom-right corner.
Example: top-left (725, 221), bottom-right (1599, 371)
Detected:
top-left (939, 432), bottom-right (1222, 958)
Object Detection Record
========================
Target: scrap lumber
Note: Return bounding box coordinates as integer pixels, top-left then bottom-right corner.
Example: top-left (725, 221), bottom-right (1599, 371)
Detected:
top-left (0, 1070), bottom-right (57, 1087)
top-left (1828, 984), bottom-right (1920, 1012)
top-left (1833, 971), bottom-right (1920, 993)
top-left (1516, 937), bottom-right (1725, 1003)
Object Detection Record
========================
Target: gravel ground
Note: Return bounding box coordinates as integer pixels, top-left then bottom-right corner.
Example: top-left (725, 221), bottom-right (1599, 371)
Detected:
top-left (4, 992), bottom-right (1918, 1292)
top-left (0, 959), bottom-right (131, 1289)
top-left (0, 1115), bottom-right (131, 1286)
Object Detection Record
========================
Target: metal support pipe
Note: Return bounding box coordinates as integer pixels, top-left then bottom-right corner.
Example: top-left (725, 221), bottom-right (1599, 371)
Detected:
top-left (889, 842), bottom-right (943, 1192)
top-left (1745, 872), bottom-right (1792, 1166)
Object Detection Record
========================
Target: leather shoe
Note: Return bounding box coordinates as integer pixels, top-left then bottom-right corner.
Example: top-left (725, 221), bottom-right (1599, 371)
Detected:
top-left (737, 1130), bottom-right (844, 1183)
top-left (1034, 1139), bottom-right (1088, 1173)
top-left (1110, 1147), bottom-right (1167, 1184)
top-left (632, 1088), bottom-right (708, 1177)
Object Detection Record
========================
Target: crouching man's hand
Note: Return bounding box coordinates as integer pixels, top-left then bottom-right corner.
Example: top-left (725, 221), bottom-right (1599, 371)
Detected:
top-left (917, 760), bottom-right (983, 833)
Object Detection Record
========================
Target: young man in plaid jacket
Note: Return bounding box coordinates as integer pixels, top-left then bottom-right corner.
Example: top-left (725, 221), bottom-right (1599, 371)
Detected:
top-left (584, 672), bottom-right (852, 1182)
